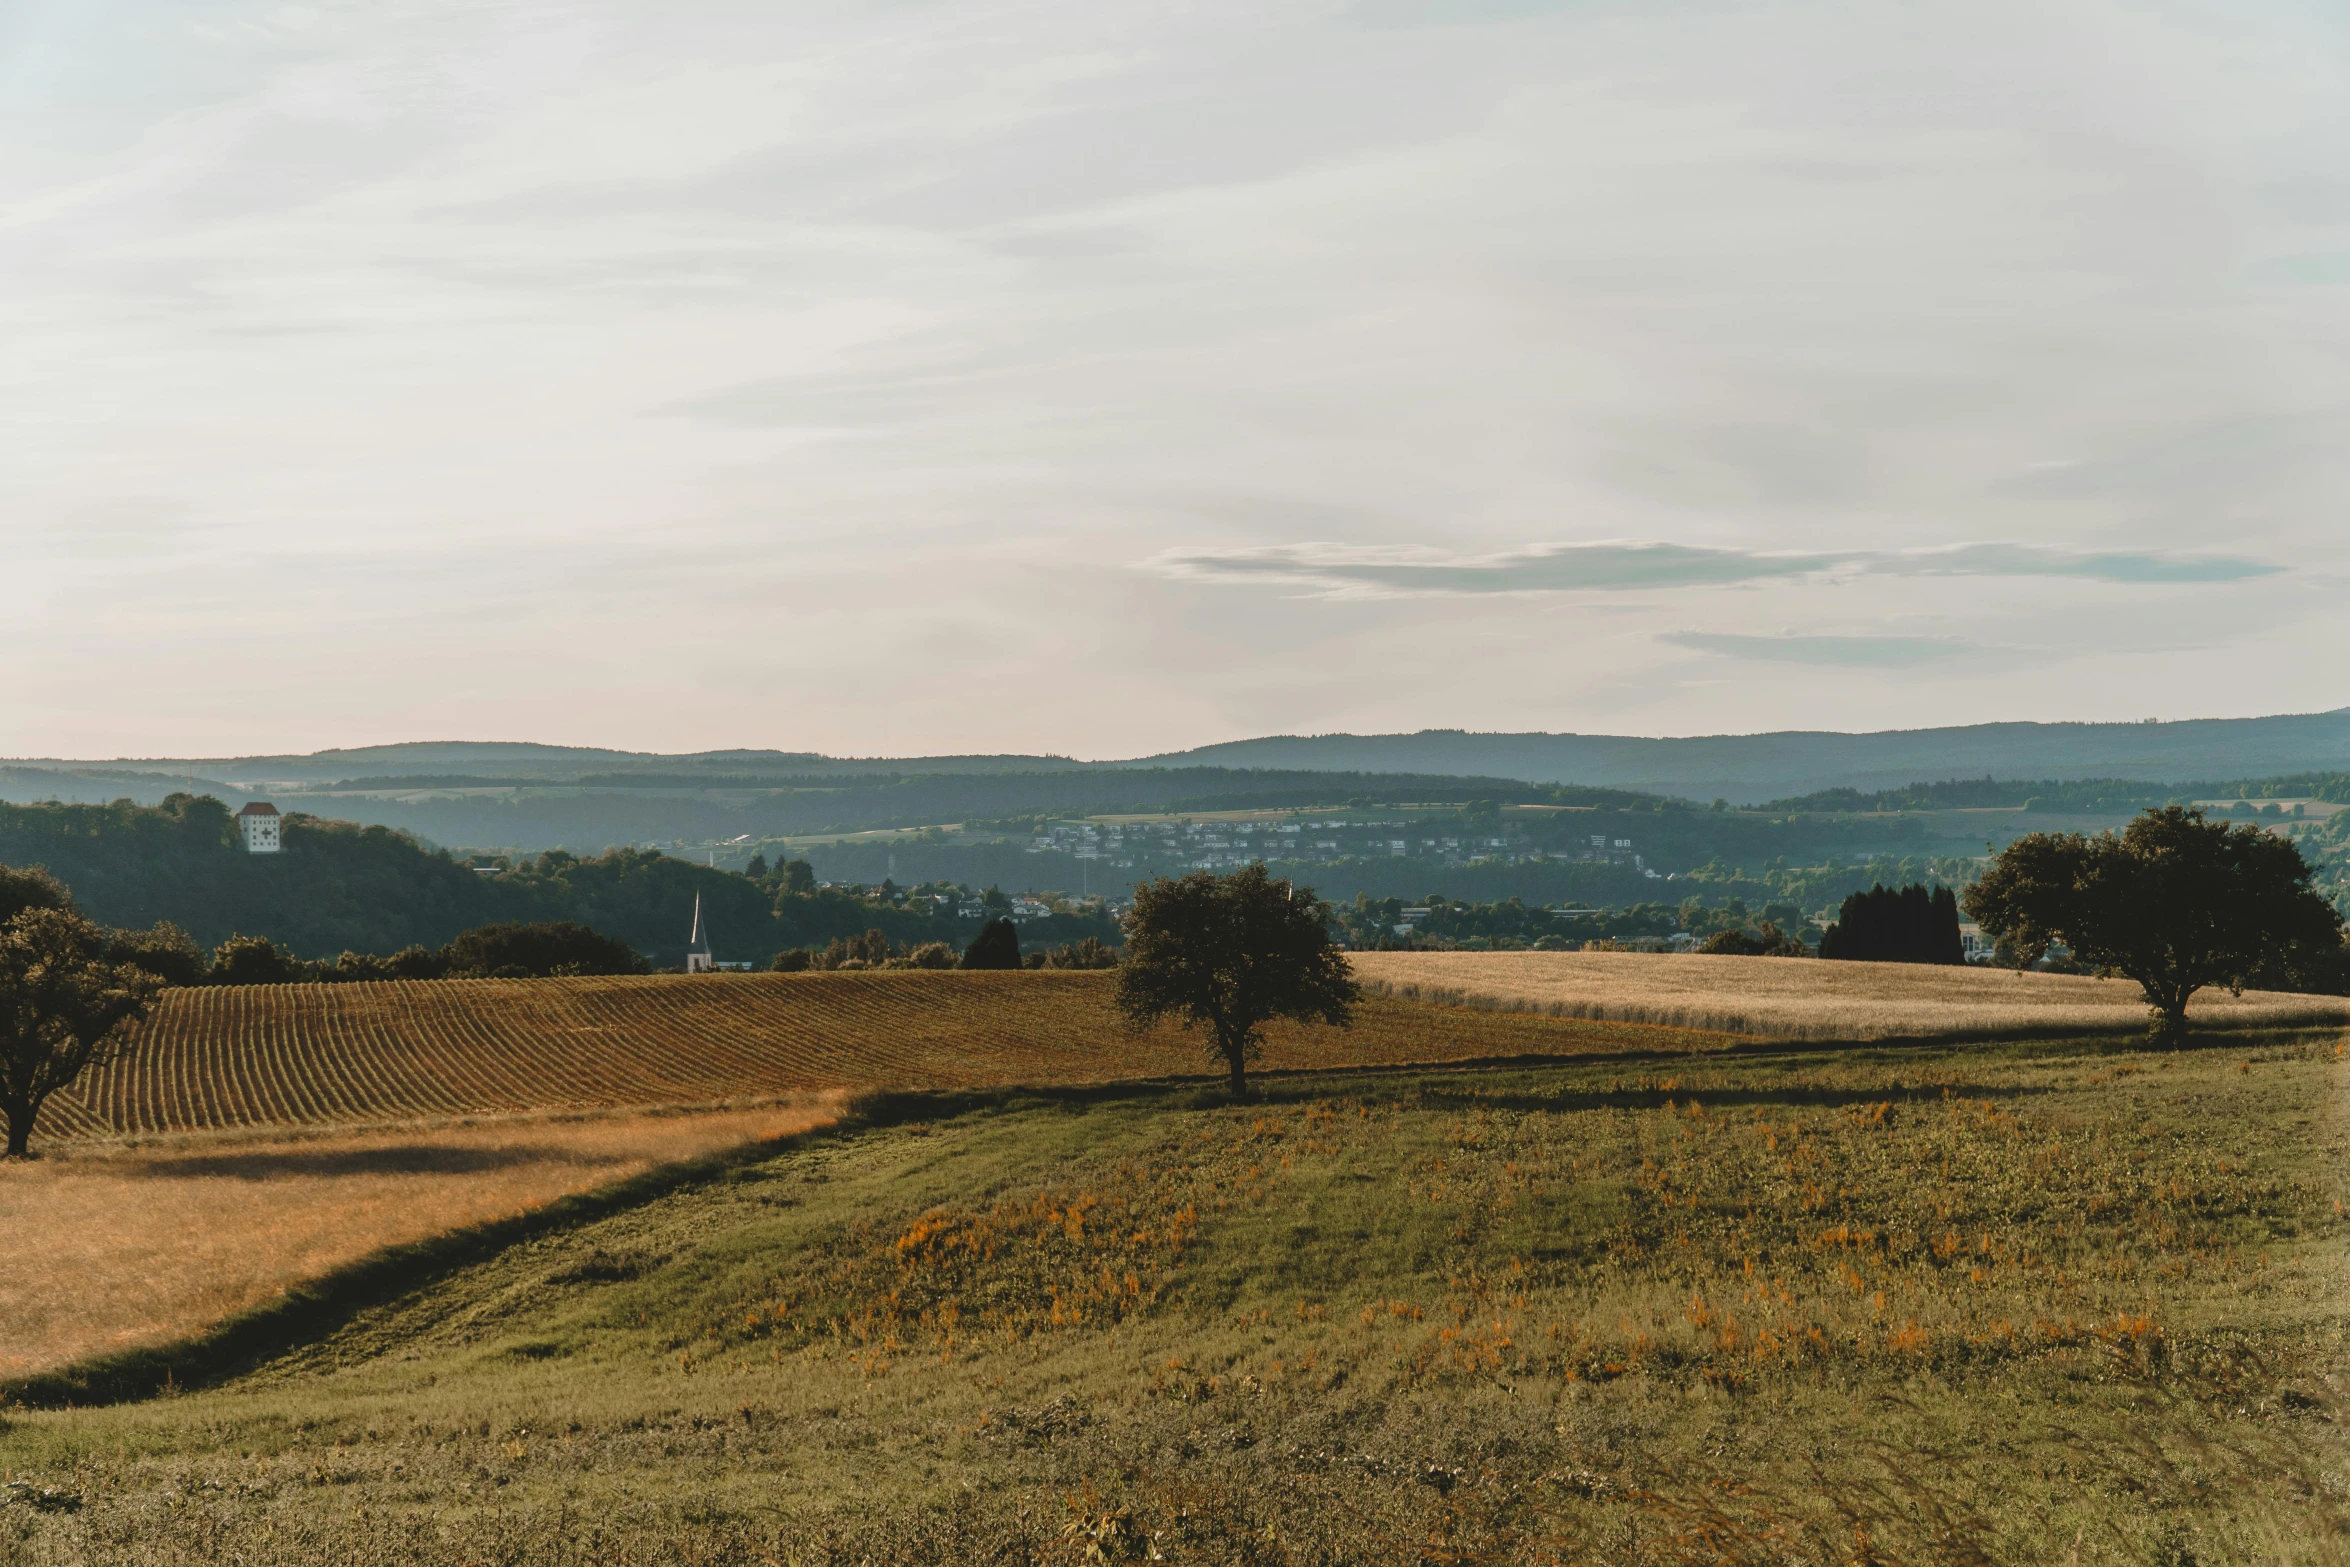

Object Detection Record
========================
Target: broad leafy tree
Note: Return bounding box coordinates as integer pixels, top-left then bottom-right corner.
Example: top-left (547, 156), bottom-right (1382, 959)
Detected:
top-left (0, 865), bottom-right (71, 926)
top-left (1, 907), bottom-right (161, 1157)
top-left (1115, 865), bottom-right (1356, 1097)
top-left (1965, 807), bottom-right (2344, 1036)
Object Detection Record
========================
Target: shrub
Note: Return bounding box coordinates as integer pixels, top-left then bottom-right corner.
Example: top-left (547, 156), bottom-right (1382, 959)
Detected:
top-left (208, 934), bottom-right (304, 986)
top-left (1698, 923), bottom-right (1809, 958)
top-left (815, 929), bottom-right (893, 970)
top-left (1043, 937), bottom-right (1119, 970)
top-left (441, 921), bottom-right (650, 979)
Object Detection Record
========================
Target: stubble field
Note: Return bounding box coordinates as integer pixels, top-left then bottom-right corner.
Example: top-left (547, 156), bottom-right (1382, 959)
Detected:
top-left (1350, 949), bottom-right (2350, 1039)
top-left (0, 1101), bottom-right (841, 1379)
top-left (1, 1030), bottom-right (2342, 1565)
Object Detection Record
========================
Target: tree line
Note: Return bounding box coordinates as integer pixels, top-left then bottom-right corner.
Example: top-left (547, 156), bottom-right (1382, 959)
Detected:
top-left (0, 793), bottom-right (1115, 966)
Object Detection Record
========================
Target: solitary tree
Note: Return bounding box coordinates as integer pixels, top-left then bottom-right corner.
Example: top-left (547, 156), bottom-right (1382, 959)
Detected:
top-left (1965, 806), bottom-right (2343, 1038)
top-left (1115, 865), bottom-right (1356, 1097)
top-left (1, 907), bottom-right (162, 1157)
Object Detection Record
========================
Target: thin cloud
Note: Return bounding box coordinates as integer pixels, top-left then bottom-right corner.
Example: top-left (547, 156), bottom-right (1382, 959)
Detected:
top-left (1147, 540), bottom-right (2281, 599)
top-left (1661, 630), bottom-right (1977, 667)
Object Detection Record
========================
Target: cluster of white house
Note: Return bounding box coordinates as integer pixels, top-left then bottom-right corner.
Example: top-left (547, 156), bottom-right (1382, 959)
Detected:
top-left (1024, 817), bottom-right (1645, 875)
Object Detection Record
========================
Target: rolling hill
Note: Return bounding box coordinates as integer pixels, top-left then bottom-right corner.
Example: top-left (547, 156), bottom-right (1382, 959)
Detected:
top-left (1135, 707), bottom-right (2350, 800)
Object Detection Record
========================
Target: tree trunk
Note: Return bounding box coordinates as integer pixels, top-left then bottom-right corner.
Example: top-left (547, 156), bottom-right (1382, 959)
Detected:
top-left (4, 1100), bottom-right (32, 1159)
top-left (1220, 1035), bottom-right (1249, 1100)
top-left (2143, 979), bottom-right (2195, 1043)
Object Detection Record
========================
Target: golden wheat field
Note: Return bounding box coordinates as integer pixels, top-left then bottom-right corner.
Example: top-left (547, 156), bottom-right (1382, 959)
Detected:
top-left (1349, 948), bottom-right (2350, 1040)
top-left (0, 1100), bottom-right (840, 1377)
top-left (43, 970), bottom-right (1742, 1141)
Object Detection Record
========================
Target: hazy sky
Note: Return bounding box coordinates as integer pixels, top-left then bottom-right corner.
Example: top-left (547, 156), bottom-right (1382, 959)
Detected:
top-left (4, 0), bottom-right (2346, 760)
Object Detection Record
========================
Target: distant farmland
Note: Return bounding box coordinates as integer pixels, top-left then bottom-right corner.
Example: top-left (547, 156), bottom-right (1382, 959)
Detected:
top-left (1351, 949), bottom-right (2350, 1040)
top-left (47, 972), bottom-right (1742, 1140)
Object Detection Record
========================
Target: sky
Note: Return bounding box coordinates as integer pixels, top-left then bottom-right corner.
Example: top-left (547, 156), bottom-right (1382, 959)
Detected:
top-left (3, 0), bottom-right (2346, 761)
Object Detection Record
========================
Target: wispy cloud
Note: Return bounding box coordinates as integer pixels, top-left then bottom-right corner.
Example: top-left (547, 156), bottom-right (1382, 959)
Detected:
top-left (1147, 540), bottom-right (2281, 599)
top-left (1660, 630), bottom-right (1976, 667)
top-left (1, 0), bottom-right (2345, 754)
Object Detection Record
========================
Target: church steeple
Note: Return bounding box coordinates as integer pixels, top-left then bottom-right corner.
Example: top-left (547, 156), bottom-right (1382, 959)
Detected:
top-left (686, 892), bottom-right (714, 973)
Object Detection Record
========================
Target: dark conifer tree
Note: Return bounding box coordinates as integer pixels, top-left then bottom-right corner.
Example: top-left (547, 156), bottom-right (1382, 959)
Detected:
top-left (1819, 883), bottom-right (1963, 965)
top-left (961, 917), bottom-right (1023, 970)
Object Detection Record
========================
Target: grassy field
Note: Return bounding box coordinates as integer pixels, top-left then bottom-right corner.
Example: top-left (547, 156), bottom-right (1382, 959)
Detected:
top-left (0, 1101), bottom-right (840, 1379)
top-left (10, 979), bottom-right (1737, 1389)
top-left (1351, 950), bottom-right (2350, 1040)
top-left (3, 1027), bottom-right (2342, 1564)
top-left (44, 972), bottom-right (1746, 1141)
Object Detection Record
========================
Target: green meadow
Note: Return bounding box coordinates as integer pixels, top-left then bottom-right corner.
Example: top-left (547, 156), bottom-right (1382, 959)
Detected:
top-left (3, 1033), bottom-right (2344, 1565)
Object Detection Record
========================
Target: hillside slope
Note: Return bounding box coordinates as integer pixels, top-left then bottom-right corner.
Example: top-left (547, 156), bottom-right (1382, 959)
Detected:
top-left (6, 1040), bottom-right (2339, 1561)
top-left (0, 794), bottom-right (972, 962)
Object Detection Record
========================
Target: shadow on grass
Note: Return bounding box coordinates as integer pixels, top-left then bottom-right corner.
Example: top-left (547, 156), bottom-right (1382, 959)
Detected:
top-left (0, 1118), bottom-right (848, 1412)
top-left (10, 1024), bottom-right (2324, 1411)
top-left (105, 1143), bottom-right (634, 1181)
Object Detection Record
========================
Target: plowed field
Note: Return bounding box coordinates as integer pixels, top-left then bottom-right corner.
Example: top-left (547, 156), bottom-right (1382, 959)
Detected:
top-left (46, 971), bottom-right (1740, 1140)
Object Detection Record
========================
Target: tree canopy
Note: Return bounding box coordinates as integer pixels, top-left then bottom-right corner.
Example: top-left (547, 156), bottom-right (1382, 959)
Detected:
top-left (0, 906), bottom-right (161, 1156)
top-left (1964, 807), bottom-right (2345, 1035)
top-left (1114, 865), bottom-right (1356, 1097)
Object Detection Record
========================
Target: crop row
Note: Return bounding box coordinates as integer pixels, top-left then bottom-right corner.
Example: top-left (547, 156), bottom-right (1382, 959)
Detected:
top-left (42, 972), bottom-right (1736, 1140)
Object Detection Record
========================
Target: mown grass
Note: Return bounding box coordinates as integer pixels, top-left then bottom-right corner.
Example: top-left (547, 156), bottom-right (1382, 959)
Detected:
top-left (2, 1030), bottom-right (2344, 1565)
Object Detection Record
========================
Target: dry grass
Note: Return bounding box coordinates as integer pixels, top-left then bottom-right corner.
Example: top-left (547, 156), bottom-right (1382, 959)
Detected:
top-left (0, 1100), bottom-right (839, 1377)
top-left (5, 1037), bottom-right (2343, 1564)
top-left (44, 973), bottom-right (1744, 1141)
top-left (1350, 949), bottom-right (2350, 1040)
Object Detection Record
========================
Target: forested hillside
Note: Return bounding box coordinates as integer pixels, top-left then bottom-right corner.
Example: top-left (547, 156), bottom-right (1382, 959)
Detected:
top-left (0, 794), bottom-right (1028, 964)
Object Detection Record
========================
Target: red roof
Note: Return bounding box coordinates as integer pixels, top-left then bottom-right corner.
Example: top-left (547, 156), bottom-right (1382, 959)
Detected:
top-left (237, 802), bottom-right (280, 816)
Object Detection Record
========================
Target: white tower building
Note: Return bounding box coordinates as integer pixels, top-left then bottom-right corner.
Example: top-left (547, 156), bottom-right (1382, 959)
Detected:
top-left (685, 893), bottom-right (714, 973)
top-left (236, 801), bottom-right (282, 854)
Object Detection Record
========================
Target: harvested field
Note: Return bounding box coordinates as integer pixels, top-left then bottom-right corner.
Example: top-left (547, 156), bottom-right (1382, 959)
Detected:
top-left (43, 972), bottom-right (1743, 1141)
top-left (0, 1100), bottom-right (839, 1378)
top-left (1349, 948), bottom-right (2350, 1040)
top-left (6, 1037), bottom-right (2345, 1562)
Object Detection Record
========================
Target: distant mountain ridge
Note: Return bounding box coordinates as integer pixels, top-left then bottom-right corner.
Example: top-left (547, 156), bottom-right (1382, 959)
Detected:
top-left (9, 705), bottom-right (2350, 808)
top-left (7, 742), bottom-right (1091, 786)
top-left (1131, 708), bottom-right (2350, 802)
